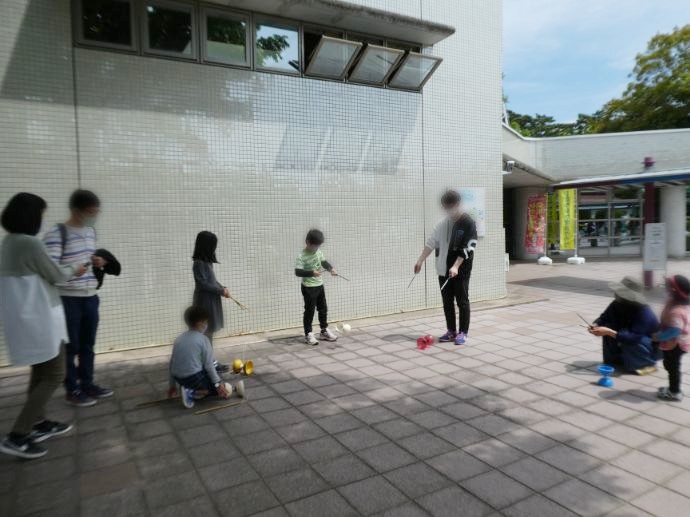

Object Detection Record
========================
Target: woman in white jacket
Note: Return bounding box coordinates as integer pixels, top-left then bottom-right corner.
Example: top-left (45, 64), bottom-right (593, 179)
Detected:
top-left (0, 193), bottom-right (86, 459)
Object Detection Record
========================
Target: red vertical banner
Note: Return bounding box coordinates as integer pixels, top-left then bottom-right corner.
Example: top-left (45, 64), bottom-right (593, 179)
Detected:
top-left (525, 194), bottom-right (547, 255)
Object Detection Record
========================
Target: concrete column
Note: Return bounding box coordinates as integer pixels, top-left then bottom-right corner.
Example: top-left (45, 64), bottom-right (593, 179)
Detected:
top-left (512, 187), bottom-right (548, 260)
top-left (660, 185), bottom-right (687, 258)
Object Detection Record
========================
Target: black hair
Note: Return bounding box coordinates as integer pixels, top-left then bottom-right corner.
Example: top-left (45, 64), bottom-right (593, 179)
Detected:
top-left (184, 306), bottom-right (210, 328)
top-left (1, 192), bottom-right (47, 235)
top-left (193, 231), bottom-right (218, 263)
top-left (306, 229), bottom-right (325, 246)
top-left (441, 190), bottom-right (461, 208)
top-left (668, 275), bottom-right (690, 304)
top-left (69, 189), bottom-right (100, 211)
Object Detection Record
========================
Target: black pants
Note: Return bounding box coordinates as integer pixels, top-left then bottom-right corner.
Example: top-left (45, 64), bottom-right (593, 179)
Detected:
top-left (663, 346), bottom-right (685, 394)
top-left (439, 274), bottom-right (471, 334)
top-left (302, 285), bottom-right (328, 334)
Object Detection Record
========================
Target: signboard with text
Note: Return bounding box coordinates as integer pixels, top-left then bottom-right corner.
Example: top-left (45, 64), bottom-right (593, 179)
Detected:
top-left (643, 223), bottom-right (666, 271)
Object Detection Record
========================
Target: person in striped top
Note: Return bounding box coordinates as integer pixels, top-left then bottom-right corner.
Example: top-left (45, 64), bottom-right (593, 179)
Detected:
top-left (43, 190), bottom-right (113, 407)
top-left (295, 229), bottom-right (339, 346)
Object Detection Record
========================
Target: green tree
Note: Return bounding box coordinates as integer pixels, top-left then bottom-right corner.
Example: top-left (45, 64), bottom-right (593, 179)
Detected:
top-left (594, 24), bottom-right (690, 132)
top-left (507, 110), bottom-right (597, 137)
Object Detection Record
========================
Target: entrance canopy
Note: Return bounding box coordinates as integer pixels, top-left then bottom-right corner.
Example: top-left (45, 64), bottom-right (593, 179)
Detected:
top-left (554, 169), bottom-right (690, 190)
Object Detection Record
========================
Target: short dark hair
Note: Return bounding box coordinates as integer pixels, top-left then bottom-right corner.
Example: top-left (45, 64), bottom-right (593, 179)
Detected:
top-left (69, 189), bottom-right (100, 211)
top-left (1, 192), bottom-right (47, 235)
top-left (184, 306), bottom-right (210, 328)
top-left (440, 190), bottom-right (461, 208)
top-left (192, 231), bottom-right (218, 263)
top-left (306, 229), bottom-right (325, 245)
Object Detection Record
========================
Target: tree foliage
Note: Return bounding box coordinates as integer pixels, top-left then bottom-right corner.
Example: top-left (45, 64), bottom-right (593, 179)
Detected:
top-left (507, 24), bottom-right (690, 136)
top-left (594, 24), bottom-right (690, 132)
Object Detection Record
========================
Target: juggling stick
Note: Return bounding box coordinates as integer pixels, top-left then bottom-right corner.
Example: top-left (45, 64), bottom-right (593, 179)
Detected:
top-left (194, 400), bottom-right (244, 415)
top-left (407, 274), bottom-right (417, 289)
top-left (577, 313), bottom-right (593, 328)
top-left (440, 277), bottom-right (450, 291)
top-left (136, 396), bottom-right (178, 408)
top-left (228, 294), bottom-right (248, 310)
top-left (335, 273), bottom-right (351, 282)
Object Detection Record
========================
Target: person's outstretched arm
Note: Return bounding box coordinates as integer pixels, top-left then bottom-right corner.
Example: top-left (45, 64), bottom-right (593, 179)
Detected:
top-left (27, 238), bottom-right (81, 285)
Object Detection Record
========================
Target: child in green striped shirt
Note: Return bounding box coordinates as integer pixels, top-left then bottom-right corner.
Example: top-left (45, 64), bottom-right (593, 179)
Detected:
top-left (295, 229), bottom-right (338, 346)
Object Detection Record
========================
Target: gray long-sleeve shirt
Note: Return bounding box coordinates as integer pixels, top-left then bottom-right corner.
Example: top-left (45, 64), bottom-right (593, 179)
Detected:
top-left (168, 330), bottom-right (220, 388)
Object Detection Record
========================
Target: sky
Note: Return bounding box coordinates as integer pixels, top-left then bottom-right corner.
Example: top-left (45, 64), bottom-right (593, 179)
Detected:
top-left (503, 0), bottom-right (689, 122)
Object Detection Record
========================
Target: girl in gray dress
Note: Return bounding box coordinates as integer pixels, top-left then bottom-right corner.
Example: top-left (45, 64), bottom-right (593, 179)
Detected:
top-left (192, 231), bottom-right (230, 373)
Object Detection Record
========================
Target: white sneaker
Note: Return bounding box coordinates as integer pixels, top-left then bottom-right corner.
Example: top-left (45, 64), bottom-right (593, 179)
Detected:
top-left (305, 332), bottom-right (319, 346)
top-left (320, 328), bottom-right (338, 342)
top-left (235, 380), bottom-right (246, 399)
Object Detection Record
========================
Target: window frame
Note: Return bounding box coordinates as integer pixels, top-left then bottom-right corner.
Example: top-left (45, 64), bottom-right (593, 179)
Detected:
top-left (387, 52), bottom-right (443, 91)
top-left (200, 6), bottom-right (251, 68)
top-left (304, 35), bottom-right (363, 80)
top-left (253, 15), bottom-right (302, 76)
top-left (347, 44), bottom-right (404, 86)
top-left (73, 0), bottom-right (138, 53)
top-left (142, 0), bottom-right (198, 61)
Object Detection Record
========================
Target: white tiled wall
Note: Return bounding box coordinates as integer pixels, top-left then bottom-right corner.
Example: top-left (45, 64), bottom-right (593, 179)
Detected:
top-left (1, 0), bottom-right (505, 361)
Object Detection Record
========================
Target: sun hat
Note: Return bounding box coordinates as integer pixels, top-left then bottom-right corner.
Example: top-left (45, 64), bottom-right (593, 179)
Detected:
top-left (608, 276), bottom-right (647, 304)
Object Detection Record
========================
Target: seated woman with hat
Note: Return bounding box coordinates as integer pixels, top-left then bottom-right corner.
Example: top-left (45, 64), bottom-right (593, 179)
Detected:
top-left (588, 276), bottom-right (659, 375)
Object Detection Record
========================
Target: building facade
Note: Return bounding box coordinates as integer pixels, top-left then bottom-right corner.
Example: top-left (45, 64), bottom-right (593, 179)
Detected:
top-left (0, 0), bottom-right (505, 360)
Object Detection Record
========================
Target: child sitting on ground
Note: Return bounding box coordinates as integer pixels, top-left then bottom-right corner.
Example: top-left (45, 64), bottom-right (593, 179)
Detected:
top-left (168, 306), bottom-right (238, 408)
top-left (655, 275), bottom-right (690, 402)
top-left (294, 229), bottom-right (339, 346)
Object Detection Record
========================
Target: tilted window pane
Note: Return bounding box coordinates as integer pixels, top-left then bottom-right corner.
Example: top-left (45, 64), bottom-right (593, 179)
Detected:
top-left (349, 46), bottom-right (403, 85)
top-left (81, 0), bottom-right (132, 47)
top-left (255, 21), bottom-right (300, 72)
top-left (306, 37), bottom-right (362, 79)
top-left (388, 53), bottom-right (441, 90)
top-left (206, 13), bottom-right (247, 65)
top-left (146, 3), bottom-right (193, 55)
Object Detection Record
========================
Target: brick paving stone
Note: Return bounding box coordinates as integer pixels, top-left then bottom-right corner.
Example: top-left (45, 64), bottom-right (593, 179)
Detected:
top-left (214, 480), bottom-right (280, 517)
top-left (80, 461), bottom-right (139, 499)
top-left (398, 432), bottom-right (455, 459)
top-left (500, 456), bottom-right (571, 491)
top-left (383, 462), bottom-right (452, 499)
top-left (426, 450), bottom-right (492, 482)
top-left (313, 453), bottom-right (376, 486)
top-left (335, 427), bottom-right (390, 452)
top-left (612, 450), bottom-right (684, 483)
top-left (81, 487), bottom-right (147, 517)
top-left (264, 467), bottom-right (329, 504)
top-left (143, 471), bottom-right (206, 509)
top-left (294, 435), bottom-right (349, 463)
top-left (356, 442), bottom-right (416, 473)
top-left (247, 447), bottom-right (306, 477)
top-left (285, 490), bottom-right (358, 517)
top-left (338, 476), bottom-right (408, 515)
top-left (274, 420), bottom-right (326, 444)
top-left (416, 486), bottom-right (492, 517)
top-left (502, 494), bottom-right (577, 517)
top-left (545, 479), bottom-right (624, 516)
top-left (315, 412), bottom-right (364, 434)
top-left (461, 470), bottom-right (533, 509)
top-left (152, 495), bottom-right (219, 517)
top-left (463, 438), bottom-right (525, 467)
top-left (579, 464), bottom-right (655, 499)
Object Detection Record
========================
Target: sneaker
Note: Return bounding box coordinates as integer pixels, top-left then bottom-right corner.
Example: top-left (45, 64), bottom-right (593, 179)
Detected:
top-left (65, 390), bottom-right (97, 407)
top-left (30, 420), bottom-right (73, 443)
top-left (635, 366), bottom-right (657, 376)
top-left (213, 361), bottom-right (230, 374)
top-left (180, 386), bottom-right (196, 409)
top-left (658, 388), bottom-right (684, 402)
top-left (82, 384), bottom-right (114, 399)
top-left (0, 434), bottom-right (46, 460)
top-left (455, 332), bottom-right (467, 346)
top-left (320, 328), bottom-right (338, 342)
top-left (439, 330), bottom-right (456, 342)
top-left (305, 332), bottom-right (319, 346)
top-left (235, 380), bottom-right (246, 399)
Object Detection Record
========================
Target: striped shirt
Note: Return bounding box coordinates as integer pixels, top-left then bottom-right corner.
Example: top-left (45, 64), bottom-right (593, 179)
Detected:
top-left (43, 224), bottom-right (98, 296)
top-left (295, 249), bottom-right (326, 287)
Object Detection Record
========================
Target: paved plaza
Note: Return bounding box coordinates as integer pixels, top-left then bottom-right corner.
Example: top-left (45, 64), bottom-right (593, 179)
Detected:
top-left (1, 259), bottom-right (690, 517)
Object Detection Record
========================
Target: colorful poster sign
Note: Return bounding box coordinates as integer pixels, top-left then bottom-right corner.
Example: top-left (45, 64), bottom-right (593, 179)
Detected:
top-left (558, 189), bottom-right (577, 250)
top-left (458, 187), bottom-right (486, 237)
top-left (525, 194), bottom-right (547, 255)
top-left (547, 192), bottom-right (559, 247)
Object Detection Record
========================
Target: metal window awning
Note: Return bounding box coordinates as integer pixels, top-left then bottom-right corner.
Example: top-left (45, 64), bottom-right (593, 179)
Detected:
top-left (554, 169), bottom-right (690, 189)
top-left (212, 0), bottom-right (455, 46)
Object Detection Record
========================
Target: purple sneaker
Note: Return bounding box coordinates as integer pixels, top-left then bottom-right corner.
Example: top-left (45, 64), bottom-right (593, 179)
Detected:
top-left (455, 332), bottom-right (467, 346)
top-left (439, 330), bottom-right (456, 342)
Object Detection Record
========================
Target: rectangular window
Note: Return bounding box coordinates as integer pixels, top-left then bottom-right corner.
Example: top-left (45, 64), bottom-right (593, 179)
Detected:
top-left (348, 45), bottom-right (404, 85)
top-left (305, 36), bottom-right (362, 80)
top-left (202, 9), bottom-right (249, 67)
top-left (388, 53), bottom-right (442, 90)
top-left (143, 1), bottom-right (196, 59)
top-left (254, 19), bottom-right (300, 74)
top-left (76, 0), bottom-right (135, 51)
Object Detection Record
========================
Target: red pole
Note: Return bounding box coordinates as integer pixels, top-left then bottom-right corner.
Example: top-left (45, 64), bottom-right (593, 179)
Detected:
top-left (643, 182), bottom-right (655, 289)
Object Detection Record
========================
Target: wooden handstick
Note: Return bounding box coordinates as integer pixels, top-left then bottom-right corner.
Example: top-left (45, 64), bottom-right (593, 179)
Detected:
top-left (194, 400), bottom-right (244, 415)
top-left (228, 294), bottom-right (248, 310)
top-left (136, 396), bottom-right (178, 408)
